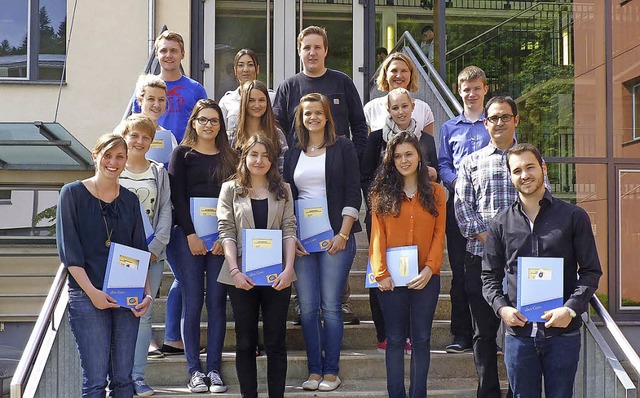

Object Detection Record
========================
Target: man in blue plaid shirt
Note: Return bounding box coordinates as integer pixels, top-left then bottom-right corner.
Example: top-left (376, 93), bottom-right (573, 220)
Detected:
top-left (454, 95), bottom-right (519, 398)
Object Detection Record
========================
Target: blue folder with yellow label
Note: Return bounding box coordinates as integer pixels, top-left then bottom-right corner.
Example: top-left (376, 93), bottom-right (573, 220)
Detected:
top-left (146, 130), bottom-right (176, 166)
top-left (295, 198), bottom-right (333, 252)
top-left (242, 229), bottom-right (282, 286)
top-left (140, 203), bottom-right (155, 245)
top-left (103, 242), bottom-right (151, 308)
top-left (365, 245), bottom-right (419, 288)
top-left (190, 197), bottom-right (219, 251)
top-left (516, 257), bottom-right (564, 322)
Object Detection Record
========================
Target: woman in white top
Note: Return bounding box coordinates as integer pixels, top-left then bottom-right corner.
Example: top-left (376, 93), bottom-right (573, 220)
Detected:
top-left (219, 49), bottom-right (276, 135)
top-left (231, 80), bottom-right (288, 173)
top-left (363, 52), bottom-right (434, 135)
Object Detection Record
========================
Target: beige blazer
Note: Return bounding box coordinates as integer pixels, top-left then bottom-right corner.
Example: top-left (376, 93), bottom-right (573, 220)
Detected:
top-left (216, 180), bottom-right (297, 285)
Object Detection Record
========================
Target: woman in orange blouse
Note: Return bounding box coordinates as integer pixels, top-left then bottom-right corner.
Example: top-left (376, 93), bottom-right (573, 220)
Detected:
top-left (368, 131), bottom-right (446, 398)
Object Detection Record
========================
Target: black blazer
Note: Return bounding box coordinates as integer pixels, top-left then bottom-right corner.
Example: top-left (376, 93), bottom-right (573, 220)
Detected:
top-left (360, 129), bottom-right (439, 204)
top-left (283, 136), bottom-right (363, 235)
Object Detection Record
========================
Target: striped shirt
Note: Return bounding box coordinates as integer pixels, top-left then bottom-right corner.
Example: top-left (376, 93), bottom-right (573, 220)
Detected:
top-left (454, 142), bottom-right (518, 256)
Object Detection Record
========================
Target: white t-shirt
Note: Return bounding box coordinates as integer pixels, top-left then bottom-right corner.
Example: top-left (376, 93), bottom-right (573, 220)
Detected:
top-left (119, 165), bottom-right (157, 221)
top-left (293, 152), bottom-right (327, 200)
top-left (363, 95), bottom-right (435, 132)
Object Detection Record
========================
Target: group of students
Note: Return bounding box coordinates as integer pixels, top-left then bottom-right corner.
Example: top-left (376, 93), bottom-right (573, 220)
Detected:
top-left (55, 23), bottom-right (601, 398)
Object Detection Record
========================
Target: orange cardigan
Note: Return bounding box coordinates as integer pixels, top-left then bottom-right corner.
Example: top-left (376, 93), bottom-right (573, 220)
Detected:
top-left (369, 182), bottom-right (446, 281)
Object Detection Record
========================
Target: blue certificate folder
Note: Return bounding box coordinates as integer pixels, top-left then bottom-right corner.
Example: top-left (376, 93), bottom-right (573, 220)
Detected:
top-left (365, 245), bottom-right (419, 288)
top-left (139, 204), bottom-right (155, 245)
top-left (146, 130), bottom-right (176, 166)
top-left (242, 229), bottom-right (283, 286)
top-left (103, 243), bottom-right (151, 308)
top-left (516, 257), bottom-right (564, 322)
top-left (190, 197), bottom-right (219, 251)
top-left (295, 198), bottom-right (333, 252)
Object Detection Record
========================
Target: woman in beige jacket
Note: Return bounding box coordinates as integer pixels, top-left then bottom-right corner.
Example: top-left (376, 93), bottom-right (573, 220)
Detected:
top-left (217, 134), bottom-right (297, 398)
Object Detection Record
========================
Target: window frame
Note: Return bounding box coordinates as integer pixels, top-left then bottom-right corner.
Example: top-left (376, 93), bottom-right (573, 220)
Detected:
top-left (0, 0), bottom-right (66, 82)
top-left (633, 82), bottom-right (640, 141)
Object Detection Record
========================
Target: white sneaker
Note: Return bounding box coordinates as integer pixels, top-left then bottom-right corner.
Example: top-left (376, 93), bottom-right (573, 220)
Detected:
top-left (207, 370), bottom-right (228, 393)
top-left (188, 371), bottom-right (208, 393)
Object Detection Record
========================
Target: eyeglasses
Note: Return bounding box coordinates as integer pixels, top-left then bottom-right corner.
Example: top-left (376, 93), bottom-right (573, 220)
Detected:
top-left (195, 117), bottom-right (220, 126)
top-left (486, 114), bottom-right (515, 124)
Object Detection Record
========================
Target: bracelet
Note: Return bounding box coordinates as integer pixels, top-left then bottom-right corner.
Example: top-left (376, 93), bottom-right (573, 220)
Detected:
top-left (229, 268), bottom-right (240, 276)
top-left (338, 232), bottom-right (349, 241)
top-left (145, 294), bottom-right (153, 302)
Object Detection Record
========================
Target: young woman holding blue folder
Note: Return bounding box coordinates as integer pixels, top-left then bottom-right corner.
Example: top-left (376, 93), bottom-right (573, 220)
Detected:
top-left (368, 132), bottom-right (446, 398)
top-left (283, 93), bottom-right (362, 392)
top-left (217, 134), bottom-right (297, 398)
top-left (56, 133), bottom-right (151, 397)
top-left (168, 99), bottom-right (237, 393)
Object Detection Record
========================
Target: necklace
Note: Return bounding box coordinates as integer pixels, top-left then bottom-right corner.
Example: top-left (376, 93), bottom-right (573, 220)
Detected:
top-left (94, 180), bottom-right (114, 248)
top-left (404, 186), bottom-right (418, 199)
top-left (250, 185), bottom-right (269, 200)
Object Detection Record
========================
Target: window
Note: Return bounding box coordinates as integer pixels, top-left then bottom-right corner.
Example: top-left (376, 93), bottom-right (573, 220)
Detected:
top-left (0, 0), bottom-right (67, 81)
top-left (0, 190), bottom-right (11, 205)
top-left (633, 83), bottom-right (640, 140)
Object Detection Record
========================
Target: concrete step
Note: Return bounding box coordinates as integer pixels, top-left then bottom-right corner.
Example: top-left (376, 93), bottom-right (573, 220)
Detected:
top-left (151, 294), bottom-right (453, 324)
top-left (0, 275), bottom-right (54, 295)
top-left (159, 269), bottom-right (454, 298)
top-left (151, 320), bottom-right (456, 351)
top-left (0, 255), bottom-right (60, 274)
top-left (143, 349), bottom-right (507, 387)
top-left (147, 378), bottom-right (508, 397)
top-left (0, 294), bottom-right (46, 320)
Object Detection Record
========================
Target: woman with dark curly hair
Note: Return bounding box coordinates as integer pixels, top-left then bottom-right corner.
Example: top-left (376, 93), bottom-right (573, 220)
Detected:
top-left (368, 131), bottom-right (446, 398)
top-left (217, 134), bottom-right (297, 398)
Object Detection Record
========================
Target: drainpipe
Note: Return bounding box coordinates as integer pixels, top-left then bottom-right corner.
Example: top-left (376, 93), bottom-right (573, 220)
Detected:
top-left (148, 0), bottom-right (156, 57)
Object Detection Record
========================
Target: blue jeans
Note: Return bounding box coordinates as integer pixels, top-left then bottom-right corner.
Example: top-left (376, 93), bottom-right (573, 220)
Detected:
top-left (377, 275), bottom-right (440, 398)
top-left (164, 226), bottom-right (183, 343)
top-left (132, 259), bottom-right (165, 380)
top-left (293, 236), bottom-right (356, 376)
top-left (172, 226), bottom-right (227, 374)
top-left (68, 289), bottom-right (140, 398)
top-left (504, 332), bottom-right (581, 398)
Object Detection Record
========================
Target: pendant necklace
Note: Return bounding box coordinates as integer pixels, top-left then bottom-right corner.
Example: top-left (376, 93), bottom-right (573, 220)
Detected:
top-left (94, 180), bottom-right (114, 248)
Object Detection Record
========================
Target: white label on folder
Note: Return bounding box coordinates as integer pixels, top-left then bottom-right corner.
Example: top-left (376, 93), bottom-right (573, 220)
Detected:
top-left (253, 238), bottom-right (273, 249)
top-left (200, 206), bottom-right (217, 217)
top-left (150, 139), bottom-right (165, 149)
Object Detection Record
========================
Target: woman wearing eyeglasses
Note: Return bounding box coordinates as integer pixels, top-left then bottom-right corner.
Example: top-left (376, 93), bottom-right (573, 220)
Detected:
top-left (168, 99), bottom-right (238, 393)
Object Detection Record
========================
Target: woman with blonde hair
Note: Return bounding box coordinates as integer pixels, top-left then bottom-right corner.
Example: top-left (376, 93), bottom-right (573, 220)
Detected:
top-left (364, 52), bottom-right (434, 135)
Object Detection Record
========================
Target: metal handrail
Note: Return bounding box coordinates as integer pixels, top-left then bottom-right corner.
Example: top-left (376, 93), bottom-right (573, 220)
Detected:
top-left (10, 264), bottom-right (68, 397)
top-left (391, 31), bottom-right (463, 115)
top-left (590, 295), bottom-right (640, 378)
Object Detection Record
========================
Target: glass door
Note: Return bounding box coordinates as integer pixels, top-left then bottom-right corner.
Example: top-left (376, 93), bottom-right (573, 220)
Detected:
top-left (617, 168), bottom-right (640, 311)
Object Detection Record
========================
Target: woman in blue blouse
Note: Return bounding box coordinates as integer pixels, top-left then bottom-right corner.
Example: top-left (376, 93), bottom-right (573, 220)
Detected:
top-left (56, 133), bottom-right (150, 397)
top-left (168, 99), bottom-right (237, 393)
top-left (283, 93), bottom-right (362, 392)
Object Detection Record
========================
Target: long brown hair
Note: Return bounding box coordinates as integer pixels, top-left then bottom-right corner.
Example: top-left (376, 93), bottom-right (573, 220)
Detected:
top-left (234, 80), bottom-right (282, 155)
top-left (235, 134), bottom-right (288, 201)
top-left (181, 99), bottom-right (237, 182)
top-left (295, 93), bottom-right (337, 150)
top-left (369, 132), bottom-right (438, 217)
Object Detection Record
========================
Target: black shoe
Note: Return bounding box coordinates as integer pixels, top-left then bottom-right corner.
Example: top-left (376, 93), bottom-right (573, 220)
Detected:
top-left (159, 344), bottom-right (185, 356)
top-left (446, 340), bottom-right (472, 353)
top-left (342, 303), bottom-right (360, 325)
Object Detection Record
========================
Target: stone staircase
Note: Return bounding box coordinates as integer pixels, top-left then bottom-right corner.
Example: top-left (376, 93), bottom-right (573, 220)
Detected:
top-left (145, 230), bottom-right (508, 396)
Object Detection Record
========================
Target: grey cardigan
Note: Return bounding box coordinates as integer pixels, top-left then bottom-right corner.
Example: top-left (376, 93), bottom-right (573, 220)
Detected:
top-left (148, 160), bottom-right (172, 260)
top-left (216, 180), bottom-right (297, 285)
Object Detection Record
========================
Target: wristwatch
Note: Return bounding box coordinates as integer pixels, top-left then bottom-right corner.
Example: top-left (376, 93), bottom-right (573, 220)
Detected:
top-left (338, 233), bottom-right (349, 241)
top-left (565, 306), bottom-right (576, 318)
top-left (145, 294), bottom-right (154, 302)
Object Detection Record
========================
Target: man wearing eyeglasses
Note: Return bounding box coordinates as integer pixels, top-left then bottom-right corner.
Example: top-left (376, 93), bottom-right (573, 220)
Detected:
top-left (453, 95), bottom-right (520, 398)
